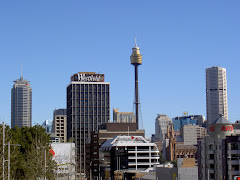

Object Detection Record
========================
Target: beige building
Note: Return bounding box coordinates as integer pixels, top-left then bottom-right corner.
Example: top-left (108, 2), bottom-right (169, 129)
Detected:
top-left (52, 109), bottom-right (67, 142)
top-left (206, 66), bottom-right (228, 124)
top-left (113, 108), bottom-right (135, 123)
top-left (156, 158), bottom-right (198, 180)
top-left (155, 114), bottom-right (172, 142)
top-left (180, 124), bottom-right (207, 145)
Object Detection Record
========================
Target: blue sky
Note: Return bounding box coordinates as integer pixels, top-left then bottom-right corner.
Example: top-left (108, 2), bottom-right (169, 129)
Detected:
top-left (0, 1), bottom-right (239, 137)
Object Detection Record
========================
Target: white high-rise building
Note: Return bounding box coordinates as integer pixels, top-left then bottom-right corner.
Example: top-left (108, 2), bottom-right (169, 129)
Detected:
top-left (206, 66), bottom-right (228, 125)
top-left (11, 74), bottom-right (32, 128)
top-left (155, 114), bottom-right (172, 142)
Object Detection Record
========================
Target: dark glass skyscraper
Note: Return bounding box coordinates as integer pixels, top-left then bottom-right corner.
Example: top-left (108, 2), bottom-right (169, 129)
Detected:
top-left (67, 72), bottom-right (110, 175)
top-left (11, 75), bottom-right (32, 128)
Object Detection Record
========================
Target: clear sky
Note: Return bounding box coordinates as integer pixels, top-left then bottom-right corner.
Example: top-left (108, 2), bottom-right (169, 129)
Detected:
top-left (0, 1), bottom-right (240, 137)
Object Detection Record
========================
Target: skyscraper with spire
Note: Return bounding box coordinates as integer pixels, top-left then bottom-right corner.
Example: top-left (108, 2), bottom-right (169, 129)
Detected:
top-left (130, 37), bottom-right (142, 129)
top-left (11, 71), bottom-right (32, 128)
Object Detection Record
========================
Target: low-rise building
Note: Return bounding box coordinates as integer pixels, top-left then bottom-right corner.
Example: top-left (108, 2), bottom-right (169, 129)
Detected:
top-left (100, 135), bottom-right (159, 179)
top-left (156, 158), bottom-right (198, 180)
top-left (85, 122), bottom-right (145, 179)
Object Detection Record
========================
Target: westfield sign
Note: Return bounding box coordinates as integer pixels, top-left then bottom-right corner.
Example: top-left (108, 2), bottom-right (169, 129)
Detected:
top-left (77, 73), bottom-right (101, 82)
top-left (71, 72), bottom-right (104, 82)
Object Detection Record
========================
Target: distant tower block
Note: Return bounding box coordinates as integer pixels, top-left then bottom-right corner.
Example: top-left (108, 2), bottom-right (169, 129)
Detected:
top-left (130, 37), bottom-right (142, 130)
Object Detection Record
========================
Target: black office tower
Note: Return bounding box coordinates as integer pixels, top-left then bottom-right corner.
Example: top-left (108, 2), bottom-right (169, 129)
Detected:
top-left (67, 72), bottom-right (110, 176)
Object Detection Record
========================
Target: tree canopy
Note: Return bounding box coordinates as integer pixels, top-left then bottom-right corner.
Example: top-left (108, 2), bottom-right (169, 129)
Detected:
top-left (0, 124), bottom-right (56, 180)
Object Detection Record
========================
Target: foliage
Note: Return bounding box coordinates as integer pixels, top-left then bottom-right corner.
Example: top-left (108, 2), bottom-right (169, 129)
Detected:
top-left (0, 124), bottom-right (57, 180)
top-left (171, 160), bottom-right (177, 167)
top-left (159, 154), bottom-right (167, 164)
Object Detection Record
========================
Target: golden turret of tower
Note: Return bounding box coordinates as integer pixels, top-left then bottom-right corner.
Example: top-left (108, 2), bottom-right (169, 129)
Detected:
top-left (130, 39), bottom-right (142, 65)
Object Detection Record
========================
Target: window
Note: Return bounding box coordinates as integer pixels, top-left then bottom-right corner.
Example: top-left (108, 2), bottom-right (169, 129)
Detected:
top-left (210, 154), bottom-right (214, 160)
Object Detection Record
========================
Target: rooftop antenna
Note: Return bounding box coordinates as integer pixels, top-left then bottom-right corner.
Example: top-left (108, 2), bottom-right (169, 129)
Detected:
top-left (20, 64), bottom-right (23, 80)
top-left (135, 35), bottom-right (137, 47)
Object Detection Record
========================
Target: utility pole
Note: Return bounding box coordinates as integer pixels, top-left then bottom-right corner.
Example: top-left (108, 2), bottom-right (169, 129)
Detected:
top-left (8, 141), bottom-right (10, 180)
top-left (3, 122), bottom-right (5, 180)
top-left (6, 142), bottom-right (21, 180)
top-left (45, 149), bottom-right (46, 180)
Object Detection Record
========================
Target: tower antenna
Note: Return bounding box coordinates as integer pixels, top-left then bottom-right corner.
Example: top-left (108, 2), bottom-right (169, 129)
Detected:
top-left (20, 64), bottom-right (23, 80)
top-left (135, 36), bottom-right (137, 47)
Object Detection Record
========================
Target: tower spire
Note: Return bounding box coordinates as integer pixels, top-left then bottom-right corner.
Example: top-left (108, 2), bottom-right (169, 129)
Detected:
top-left (20, 64), bottom-right (23, 81)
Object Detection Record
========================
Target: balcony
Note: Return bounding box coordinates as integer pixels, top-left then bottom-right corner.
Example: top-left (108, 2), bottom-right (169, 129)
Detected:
top-left (230, 170), bottom-right (240, 176)
top-left (128, 156), bottom-right (159, 159)
top-left (229, 160), bottom-right (239, 165)
top-left (208, 160), bottom-right (214, 164)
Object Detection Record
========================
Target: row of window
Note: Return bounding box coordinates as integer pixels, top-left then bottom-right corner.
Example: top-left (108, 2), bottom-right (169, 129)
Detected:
top-left (72, 84), bottom-right (109, 92)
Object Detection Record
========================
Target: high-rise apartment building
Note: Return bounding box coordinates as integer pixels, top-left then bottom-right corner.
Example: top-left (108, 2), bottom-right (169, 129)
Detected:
top-left (67, 72), bottom-right (110, 175)
top-left (113, 108), bottom-right (135, 123)
top-left (155, 114), bottom-right (172, 142)
top-left (52, 109), bottom-right (67, 142)
top-left (11, 74), bottom-right (32, 128)
top-left (206, 66), bottom-right (228, 124)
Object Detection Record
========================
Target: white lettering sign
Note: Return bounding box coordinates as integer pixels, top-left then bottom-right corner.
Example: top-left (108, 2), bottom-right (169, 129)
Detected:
top-left (77, 73), bottom-right (101, 82)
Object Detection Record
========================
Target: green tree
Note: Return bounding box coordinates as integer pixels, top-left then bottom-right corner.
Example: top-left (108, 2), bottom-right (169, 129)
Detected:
top-left (1, 123), bottom-right (57, 180)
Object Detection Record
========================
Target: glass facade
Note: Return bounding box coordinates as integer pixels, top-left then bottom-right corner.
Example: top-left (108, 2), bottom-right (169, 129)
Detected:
top-left (172, 117), bottom-right (197, 131)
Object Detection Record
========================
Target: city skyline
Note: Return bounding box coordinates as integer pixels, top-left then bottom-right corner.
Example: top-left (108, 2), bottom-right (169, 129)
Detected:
top-left (1, 1), bottom-right (240, 137)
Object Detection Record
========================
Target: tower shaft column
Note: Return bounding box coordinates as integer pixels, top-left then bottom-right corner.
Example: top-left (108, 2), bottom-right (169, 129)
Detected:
top-left (135, 65), bottom-right (139, 130)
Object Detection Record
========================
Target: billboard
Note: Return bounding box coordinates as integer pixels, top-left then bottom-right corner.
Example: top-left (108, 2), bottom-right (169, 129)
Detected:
top-left (71, 72), bottom-right (105, 82)
top-left (51, 143), bottom-right (75, 165)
